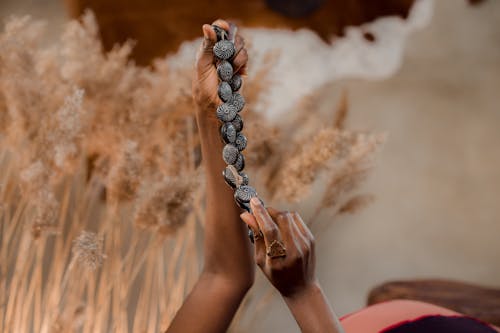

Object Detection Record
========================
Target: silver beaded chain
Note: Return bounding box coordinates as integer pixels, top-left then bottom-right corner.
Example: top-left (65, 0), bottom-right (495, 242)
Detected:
top-left (212, 24), bottom-right (261, 241)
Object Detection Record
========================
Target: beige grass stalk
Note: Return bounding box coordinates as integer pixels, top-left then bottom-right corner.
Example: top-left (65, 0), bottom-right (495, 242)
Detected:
top-left (1, 13), bottom-right (382, 333)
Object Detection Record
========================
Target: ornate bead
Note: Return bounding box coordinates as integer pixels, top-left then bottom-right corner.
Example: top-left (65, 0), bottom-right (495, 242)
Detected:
top-left (222, 144), bottom-right (239, 165)
top-left (222, 165), bottom-right (247, 188)
top-left (213, 40), bottom-right (235, 60)
top-left (220, 122), bottom-right (237, 144)
top-left (235, 133), bottom-right (247, 151)
top-left (229, 75), bottom-right (242, 91)
top-left (230, 93), bottom-right (245, 112)
top-left (222, 166), bottom-right (238, 189)
top-left (231, 114), bottom-right (244, 132)
top-left (218, 82), bottom-right (232, 102)
top-left (217, 60), bottom-right (233, 82)
top-left (216, 103), bottom-right (237, 122)
top-left (234, 185), bottom-right (257, 203)
top-left (233, 153), bottom-right (245, 171)
top-left (236, 200), bottom-right (251, 212)
top-left (240, 172), bottom-right (249, 186)
top-left (212, 25), bottom-right (227, 41)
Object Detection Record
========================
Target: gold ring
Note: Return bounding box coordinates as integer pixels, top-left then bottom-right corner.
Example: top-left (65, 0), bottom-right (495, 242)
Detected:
top-left (266, 240), bottom-right (286, 258)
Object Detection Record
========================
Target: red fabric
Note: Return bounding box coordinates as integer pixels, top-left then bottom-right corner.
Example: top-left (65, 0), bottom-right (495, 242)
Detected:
top-left (381, 315), bottom-right (497, 333)
top-left (340, 300), bottom-right (500, 333)
top-left (340, 300), bottom-right (456, 332)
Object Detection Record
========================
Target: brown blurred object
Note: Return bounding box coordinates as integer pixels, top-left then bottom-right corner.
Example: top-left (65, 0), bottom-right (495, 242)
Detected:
top-left (468, 0), bottom-right (487, 5)
top-left (63, 0), bottom-right (415, 65)
top-left (368, 279), bottom-right (500, 326)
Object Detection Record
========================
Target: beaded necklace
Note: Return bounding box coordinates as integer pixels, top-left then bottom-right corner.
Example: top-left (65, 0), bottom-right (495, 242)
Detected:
top-left (212, 24), bottom-right (260, 241)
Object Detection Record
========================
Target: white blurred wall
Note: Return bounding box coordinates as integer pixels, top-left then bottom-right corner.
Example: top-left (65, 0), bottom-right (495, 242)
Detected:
top-left (253, 1), bottom-right (500, 331)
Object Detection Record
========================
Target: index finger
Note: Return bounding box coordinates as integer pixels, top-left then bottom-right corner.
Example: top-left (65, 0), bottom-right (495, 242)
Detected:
top-left (250, 197), bottom-right (280, 248)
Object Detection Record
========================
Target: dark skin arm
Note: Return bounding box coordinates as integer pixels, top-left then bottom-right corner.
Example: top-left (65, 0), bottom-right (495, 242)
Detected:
top-left (241, 199), bottom-right (344, 333)
top-left (166, 20), bottom-right (253, 333)
top-left (169, 19), bottom-right (341, 333)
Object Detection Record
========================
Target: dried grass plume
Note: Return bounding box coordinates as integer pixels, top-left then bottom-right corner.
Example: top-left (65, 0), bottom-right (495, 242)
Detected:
top-left (0, 12), bottom-right (384, 333)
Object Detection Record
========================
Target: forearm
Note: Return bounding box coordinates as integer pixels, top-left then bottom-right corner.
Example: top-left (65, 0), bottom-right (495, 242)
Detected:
top-left (196, 109), bottom-right (253, 282)
top-left (167, 126), bottom-right (252, 331)
top-left (284, 283), bottom-right (344, 333)
top-left (167, 272), bottom-right (247, 333)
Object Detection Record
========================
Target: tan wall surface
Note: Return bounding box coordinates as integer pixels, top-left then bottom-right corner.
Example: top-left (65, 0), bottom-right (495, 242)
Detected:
top-left (251, 1), bottom-right (500, 331)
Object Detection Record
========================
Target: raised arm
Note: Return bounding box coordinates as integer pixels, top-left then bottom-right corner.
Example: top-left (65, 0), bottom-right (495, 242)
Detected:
top-left (241, 198), bottom-right (344, 333)
top-left (166, 20), bottom-right (253, 333)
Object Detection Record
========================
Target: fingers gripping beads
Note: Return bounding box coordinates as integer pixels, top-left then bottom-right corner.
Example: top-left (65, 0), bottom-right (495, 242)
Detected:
top-left (212, 24), bottom-right (263, 242)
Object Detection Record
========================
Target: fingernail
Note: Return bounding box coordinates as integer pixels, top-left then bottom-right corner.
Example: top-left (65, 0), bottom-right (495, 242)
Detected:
top-left (251, 197), bottom-right (261, 206)
top-left (202, 24), bottom-right (211, 39)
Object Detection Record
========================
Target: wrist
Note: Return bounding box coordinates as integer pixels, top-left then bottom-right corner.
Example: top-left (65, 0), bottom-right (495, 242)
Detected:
top-left (195, 103), bottom-right (219, 125)
top-left (283, 280), bottom-right (322, 304)
top-left (195, 105), bottom-right (223, 146)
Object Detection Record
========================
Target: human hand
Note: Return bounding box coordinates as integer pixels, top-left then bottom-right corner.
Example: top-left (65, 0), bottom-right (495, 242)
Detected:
top-left (193, 19), bottom-right (248, 115)
top-left (240, 198), bottom-right (318, 298)
top-left (240, 199), bottom-right (342, 333)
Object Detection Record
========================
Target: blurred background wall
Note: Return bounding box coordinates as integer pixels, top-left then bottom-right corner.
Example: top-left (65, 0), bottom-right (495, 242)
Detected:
top-left (252, 2), bottom-right (500, 331)
top-left (1, 0), bottom-right (499, 331)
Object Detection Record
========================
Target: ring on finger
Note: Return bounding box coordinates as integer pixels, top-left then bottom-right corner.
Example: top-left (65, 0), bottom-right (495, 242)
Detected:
top-left (266, 239), bottom-right (286, 259)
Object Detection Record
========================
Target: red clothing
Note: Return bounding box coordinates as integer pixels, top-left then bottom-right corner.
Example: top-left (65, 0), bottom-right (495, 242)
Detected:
top-left (340, 300), bottom-right (499, 333)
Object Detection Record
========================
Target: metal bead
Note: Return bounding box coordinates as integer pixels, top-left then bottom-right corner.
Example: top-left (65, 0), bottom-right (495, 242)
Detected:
top-left (236, 199), bottom-right (251, 212)
top-left (217, 60), bottom-right (233, 82)
top-left (235, 133), bottom-right (247, 151)
top-left (218, 82), bottom-right (232, 102)
top-left (240, 172), bottom-right (249, 186)
top-left (222, 144), bottom-right (239, 165)
top-left (230, 93), bottom-right (245, 112)
top-left (216, 103), bottom-right (237, 122)
top-left (212, 25), bottom-right (227, 41)
top-left (234, 185), bottom-right (257, 203)
top-left (220, 122), bottom-right (237, 144)
top-left (229, 75), bottom-right (242, 91)
top-left (222, 166), bottom-right (248, 188)
top-left (233, 153), bottom-right (245, 171)
top-left (222, 166), bottom-right (238, 189)
top-left (231, 114), bottom-right (244, 132)
top-left (213, 40), bottom-right (235, 60)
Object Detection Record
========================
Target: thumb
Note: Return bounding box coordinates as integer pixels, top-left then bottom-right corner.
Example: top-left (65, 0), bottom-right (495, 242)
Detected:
top-left (196, 24), bottom-right (218, 74)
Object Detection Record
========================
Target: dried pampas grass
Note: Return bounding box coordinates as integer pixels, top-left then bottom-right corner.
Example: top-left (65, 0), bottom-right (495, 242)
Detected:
top-left (134, 176), bottom-right (197, 235)
top-left (72, 231), bottom-right (106, 270)
top-left (0, 11), bottom-right (383, 333)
